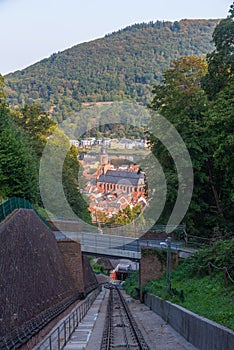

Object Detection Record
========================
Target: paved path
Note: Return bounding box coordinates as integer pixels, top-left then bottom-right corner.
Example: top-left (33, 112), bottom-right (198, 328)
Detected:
top-left (64, 289), bottom-right (107, 350)
top-left (86, 288), bottom-right (109, 350)
top-left (121, 291), bottom-right (198, 350)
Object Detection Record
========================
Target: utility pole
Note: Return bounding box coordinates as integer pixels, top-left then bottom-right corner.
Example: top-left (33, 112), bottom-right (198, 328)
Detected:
top-left (165, 237), bottom-right (172, 294)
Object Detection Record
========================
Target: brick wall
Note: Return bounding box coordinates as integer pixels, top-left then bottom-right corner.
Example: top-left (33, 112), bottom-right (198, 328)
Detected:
top-left (140, 247), bottom-right (178, 300)
top-left (57, 240), bottom-right (85, 293)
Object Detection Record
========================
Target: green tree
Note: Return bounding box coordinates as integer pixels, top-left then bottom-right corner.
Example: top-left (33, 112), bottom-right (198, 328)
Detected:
top-left (150, 57), bottom-right (230, 235)
top-left (202, 2), bottom-right (234, 99)
top-left (13, 104), bottom-right (57, 158)
top-left (63, 145), bottom-right (91, 222)
top-left (0, 105), bottom-right (38, 202)
top-left (0, 75), bottom-right (5, 103)
top-left (148, 56), bottom-right (214, 234)
top-left (40, 128), bottom-right (91, 222)
top-left (204, 81), bottom-right (234, 235)
top-left (200, 3), bottom-right (234, 235)
top-left (114, 204), bottom-right (142, 225)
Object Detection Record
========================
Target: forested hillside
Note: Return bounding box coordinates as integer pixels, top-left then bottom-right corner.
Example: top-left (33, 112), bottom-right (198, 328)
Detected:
top-left (4, 19), bottom-right (219, 122)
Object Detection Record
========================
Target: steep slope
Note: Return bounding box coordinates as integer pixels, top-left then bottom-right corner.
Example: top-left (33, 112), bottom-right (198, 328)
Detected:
top-left (5, 19), bottom-right (219, 122)
top-left (0, 209), bottom-right (76, 336)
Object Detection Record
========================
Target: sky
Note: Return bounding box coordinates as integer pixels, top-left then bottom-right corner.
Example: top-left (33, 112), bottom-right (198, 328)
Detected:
top-left (0, 0), bottom-right (232, 75)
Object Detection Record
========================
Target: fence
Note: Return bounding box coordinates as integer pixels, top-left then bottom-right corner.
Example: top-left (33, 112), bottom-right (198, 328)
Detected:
top-left (0, 197), bottom-right (49, 227)
top-left (100, 223), bottom-right (186, 239)
top-left (35, 288), bottom-right (100, 350)
top-left (198, 261), bottom-right (234, 287)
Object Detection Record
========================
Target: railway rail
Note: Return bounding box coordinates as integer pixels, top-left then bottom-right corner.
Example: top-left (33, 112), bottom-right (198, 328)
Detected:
top-left (101, 286), bottom-right (150, 350)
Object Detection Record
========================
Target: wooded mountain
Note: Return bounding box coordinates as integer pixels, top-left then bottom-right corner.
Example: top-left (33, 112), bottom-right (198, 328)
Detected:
top-left (5, 19), bottom-right (219, 122)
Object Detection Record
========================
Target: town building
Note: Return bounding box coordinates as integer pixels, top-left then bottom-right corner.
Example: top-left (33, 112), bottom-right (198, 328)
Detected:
top-left (95, 148), bottom-right (145, 195)
top-left (69, 139), bottom-right (79, 148)
top-left (97, 170), bottom-right (145, 195)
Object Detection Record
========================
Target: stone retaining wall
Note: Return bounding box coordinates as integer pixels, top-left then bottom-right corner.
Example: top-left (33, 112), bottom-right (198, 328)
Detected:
top-left (57, 239), bottom-right (84, 293)
top-left (140, 248), bottom-right (178, 300)
top-left (144, 293), bottom-right (234, 350)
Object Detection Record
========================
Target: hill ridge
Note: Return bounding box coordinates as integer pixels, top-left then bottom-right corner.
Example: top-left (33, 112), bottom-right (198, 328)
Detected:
top-left (5, 19), bottom-right (219, 122)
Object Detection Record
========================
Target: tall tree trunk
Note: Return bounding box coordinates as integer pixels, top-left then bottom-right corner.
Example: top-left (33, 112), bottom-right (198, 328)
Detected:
top-left (207, 158), bottom-right (223, 214)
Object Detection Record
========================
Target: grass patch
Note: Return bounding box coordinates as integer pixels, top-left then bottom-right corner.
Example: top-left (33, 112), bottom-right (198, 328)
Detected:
top-left (125, 238), bottom-right (234, 331)
top-left (124, 271), bottom-right (140, 299)
top-left (144, 267), bottom-right (234, 331)
top-left (87, 256), bottom-right (105, 273)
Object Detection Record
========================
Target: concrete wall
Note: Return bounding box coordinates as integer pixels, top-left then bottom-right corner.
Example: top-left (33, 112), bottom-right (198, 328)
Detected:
top-left (144, 293), bottom-right (234, 350)
top-left (57, 240), bottom-right (85, 293)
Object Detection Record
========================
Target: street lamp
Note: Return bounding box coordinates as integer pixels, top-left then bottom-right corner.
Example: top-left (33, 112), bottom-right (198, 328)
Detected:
top-left (160, 236), bottom-right (172, 294)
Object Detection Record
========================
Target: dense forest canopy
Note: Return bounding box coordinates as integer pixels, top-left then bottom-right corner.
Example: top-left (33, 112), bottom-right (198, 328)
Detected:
top-left (4, 19), bottom-right (218, 122)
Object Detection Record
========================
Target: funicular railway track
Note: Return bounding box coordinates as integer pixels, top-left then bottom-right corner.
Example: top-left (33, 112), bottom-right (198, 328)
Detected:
top-left (101, 286), bottom-right (150, 350)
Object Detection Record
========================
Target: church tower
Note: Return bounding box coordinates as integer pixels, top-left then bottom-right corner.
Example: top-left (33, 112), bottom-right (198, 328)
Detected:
top-left (96, 147), bottom-right (110, 179)
top-left (100, 147), bottom-right (109, 166)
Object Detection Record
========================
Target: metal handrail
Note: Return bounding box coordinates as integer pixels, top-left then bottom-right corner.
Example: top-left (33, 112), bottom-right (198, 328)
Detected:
top-left (0, 292), bottom-right (82, 350)
top-left (34, 288), bottom-right (100, 350)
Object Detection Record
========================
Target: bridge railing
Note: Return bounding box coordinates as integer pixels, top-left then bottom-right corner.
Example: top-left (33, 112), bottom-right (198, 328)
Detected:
top-left (146, 224), bottom-right (186, 239)
top-left (55, 230), bottom-right (142, 259)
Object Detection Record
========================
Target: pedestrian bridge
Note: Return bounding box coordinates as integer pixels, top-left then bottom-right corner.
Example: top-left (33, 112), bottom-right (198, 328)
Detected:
top-left (53, 230), bottom-right (193, 261)
top-left (54, 231), bottom-right (142, 260)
